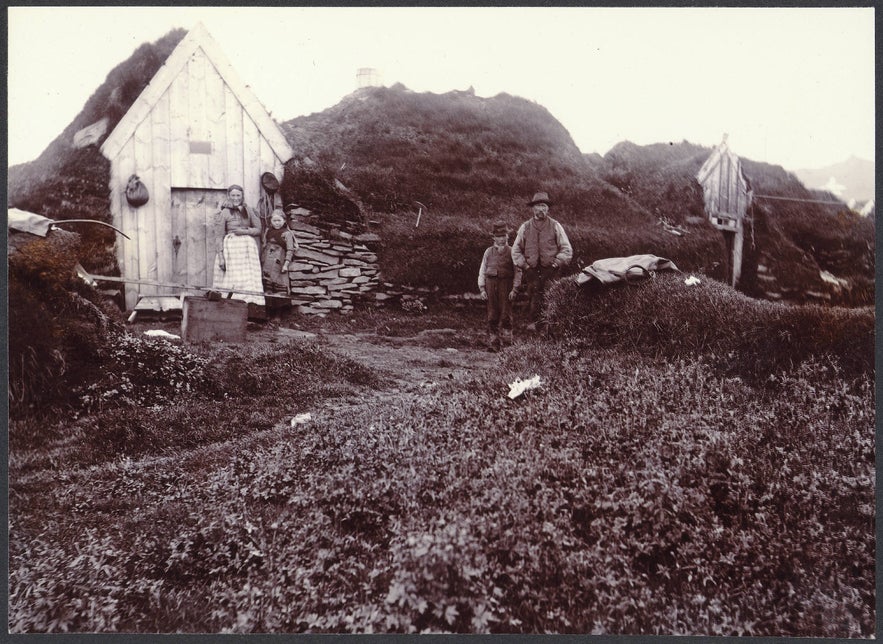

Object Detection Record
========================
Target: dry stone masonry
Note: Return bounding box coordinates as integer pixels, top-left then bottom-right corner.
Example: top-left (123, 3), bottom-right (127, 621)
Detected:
top-left (285, 217), bottom-right (486, 315)
top-left (287, 218), bottom-right (380, 316)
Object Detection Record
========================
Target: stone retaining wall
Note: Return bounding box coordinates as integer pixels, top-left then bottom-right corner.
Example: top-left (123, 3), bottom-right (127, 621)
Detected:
top-left (286, 215), bottom-right (488, 316)
top-left (286, 219), bottom-right (381, 316)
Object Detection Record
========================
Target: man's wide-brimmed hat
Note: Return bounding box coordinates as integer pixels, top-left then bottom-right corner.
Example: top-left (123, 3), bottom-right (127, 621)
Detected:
top-left (261, 172), bottom-right (280, 192)
top-left (491, 221), bottom-right (508, 236)
top-left (528, 192), bottom-right (551, 206)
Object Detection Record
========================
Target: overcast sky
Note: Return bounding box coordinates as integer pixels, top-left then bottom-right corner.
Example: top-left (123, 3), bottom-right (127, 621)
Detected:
top-left (7, 6), bottom-right (875, 171)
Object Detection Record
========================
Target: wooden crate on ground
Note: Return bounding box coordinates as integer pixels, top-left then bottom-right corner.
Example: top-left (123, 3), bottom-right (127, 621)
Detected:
top-left (181, 296), bottom-right (247, 343)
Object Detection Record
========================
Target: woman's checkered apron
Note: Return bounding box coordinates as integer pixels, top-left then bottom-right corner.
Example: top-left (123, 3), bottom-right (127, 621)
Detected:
top-left (212, 234), bottom-right (266, 305)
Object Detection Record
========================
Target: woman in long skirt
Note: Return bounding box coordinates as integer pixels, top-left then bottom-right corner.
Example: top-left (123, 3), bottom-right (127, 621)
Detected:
top-left (212, 184), bottom-right (265, 306)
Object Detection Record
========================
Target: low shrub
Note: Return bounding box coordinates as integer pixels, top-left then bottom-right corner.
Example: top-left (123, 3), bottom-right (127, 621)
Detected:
top-left (10, 335), bottom-right (384, 467)
top-left (79, 332), bottom-right (212, 412)
top-left (10, 347), bottom-right (873, 635)
top-left (207, 341), bottom-right (382, 395)
top-left (543, 272), bottom-right (874, 381)
top-left (8, 229), bottom-right (124, 418)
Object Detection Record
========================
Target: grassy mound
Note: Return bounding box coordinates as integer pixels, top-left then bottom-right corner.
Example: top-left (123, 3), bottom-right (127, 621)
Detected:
top-left (283, 87), bottom-right (733, 290)
top-left (283, 87), bottom-right (874, 301)
top-left (8, 229), bottom-right (125, 417)
top-left (10, 335), bottom-right (384, 468)
top-left (8, 28), bottom-right (186, 274)
top-left (10, 347), bottom-right (873, 635)
top-left (544, 272), bottom-right (874, 381)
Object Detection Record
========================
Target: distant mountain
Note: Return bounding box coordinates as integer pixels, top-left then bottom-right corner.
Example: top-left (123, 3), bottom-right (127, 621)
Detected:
top-left (792, 156), bottom-right (875, 204)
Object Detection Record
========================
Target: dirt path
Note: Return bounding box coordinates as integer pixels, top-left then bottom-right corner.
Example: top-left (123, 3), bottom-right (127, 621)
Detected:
top-left (274, 325), bottom-right (502, 394)
top-left (132, 314), bottom-right (505, 422)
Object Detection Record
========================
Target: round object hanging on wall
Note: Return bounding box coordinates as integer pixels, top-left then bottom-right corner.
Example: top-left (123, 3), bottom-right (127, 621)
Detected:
top-left (125, 174), bottom-right (150, 207)
top-left (261, 172), bottom-right (280, 193)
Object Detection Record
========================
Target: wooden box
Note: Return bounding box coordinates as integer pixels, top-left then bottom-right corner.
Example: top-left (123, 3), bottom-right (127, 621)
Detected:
top-left (181, 296), bottom-right (247, 343)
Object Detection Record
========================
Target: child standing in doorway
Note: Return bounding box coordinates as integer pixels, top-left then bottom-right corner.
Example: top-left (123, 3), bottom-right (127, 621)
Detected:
top-left (478, 222), bottom-right (521, 352)
top-left (261, 208), bottom-right (298, 295)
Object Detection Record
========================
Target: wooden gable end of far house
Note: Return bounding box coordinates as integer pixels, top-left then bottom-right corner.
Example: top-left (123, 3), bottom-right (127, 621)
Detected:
top-left (100, 22), bottom-right (293, 310)
top-left (696, 137), bottom-right (752, 232)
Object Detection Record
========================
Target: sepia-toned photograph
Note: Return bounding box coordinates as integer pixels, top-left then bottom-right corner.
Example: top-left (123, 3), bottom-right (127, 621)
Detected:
top-left (6, 5), bottom-right (875, 637)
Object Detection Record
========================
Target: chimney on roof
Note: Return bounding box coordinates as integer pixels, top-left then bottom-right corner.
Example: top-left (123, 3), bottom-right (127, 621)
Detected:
top-left (356, 67), bottom-right (382, 89)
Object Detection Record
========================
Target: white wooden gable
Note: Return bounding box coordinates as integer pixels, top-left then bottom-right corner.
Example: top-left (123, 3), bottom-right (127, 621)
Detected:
top-left (696, 139), bottom-right (752, 232)
top-left (100, 22), bottom-right (292, 163)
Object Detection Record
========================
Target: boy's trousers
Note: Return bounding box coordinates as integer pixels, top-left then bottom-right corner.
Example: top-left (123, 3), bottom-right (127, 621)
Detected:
top-left (485, 276), bottom-right (514, 334)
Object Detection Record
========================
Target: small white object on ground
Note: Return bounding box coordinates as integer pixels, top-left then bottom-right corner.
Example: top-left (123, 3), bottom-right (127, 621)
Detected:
top-left (508, 375), bottom-right (542, 399)
top-left (291, 412), bottom-right (312, 426)
top-left (684, 275), bottom-right (701, 286)
top-left (144, 329), bottom-right (181, 340)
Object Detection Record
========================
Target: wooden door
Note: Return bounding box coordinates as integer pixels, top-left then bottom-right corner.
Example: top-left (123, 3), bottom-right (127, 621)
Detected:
top-left (170, 188), bottom-right (227, 292)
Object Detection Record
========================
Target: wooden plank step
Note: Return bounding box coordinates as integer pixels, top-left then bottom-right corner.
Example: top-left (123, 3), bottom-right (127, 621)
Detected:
top-left (134, 295), bottom-right (184, 312)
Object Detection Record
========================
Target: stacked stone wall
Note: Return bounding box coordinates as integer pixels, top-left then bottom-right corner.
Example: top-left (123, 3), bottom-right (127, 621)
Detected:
top-left (282, 216), bottom-right (506, 315)
top-left (287, 219), bottom-right (380, 316)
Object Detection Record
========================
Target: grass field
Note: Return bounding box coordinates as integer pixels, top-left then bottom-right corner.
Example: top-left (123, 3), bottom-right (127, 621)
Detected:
top-left (7, 279), bottom-right (875, 636)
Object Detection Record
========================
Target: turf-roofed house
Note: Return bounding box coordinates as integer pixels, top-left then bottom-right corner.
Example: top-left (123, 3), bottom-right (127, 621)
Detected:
top-left (99, 23), bottom-right (292, 312)
top-left (98, 23), bottom-right (379, 317)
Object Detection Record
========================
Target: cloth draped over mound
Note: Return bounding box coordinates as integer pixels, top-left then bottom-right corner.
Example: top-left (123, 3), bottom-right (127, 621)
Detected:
top-left (577, 254), bottom-right (679, 286)
top-left (8, 207), bottom-right (129, 239)
top-left (8, 208), bottom-right (55, 237)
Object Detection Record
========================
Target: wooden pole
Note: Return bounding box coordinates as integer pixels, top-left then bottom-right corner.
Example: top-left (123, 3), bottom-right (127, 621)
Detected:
top-left (84, 273), bottom-right (269, 299)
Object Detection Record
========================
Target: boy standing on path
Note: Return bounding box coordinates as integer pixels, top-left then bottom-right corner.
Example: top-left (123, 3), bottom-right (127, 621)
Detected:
top-left (512, 191), bottom-right (573, 331)
top-left (478, 222), bottom-right (522, 352)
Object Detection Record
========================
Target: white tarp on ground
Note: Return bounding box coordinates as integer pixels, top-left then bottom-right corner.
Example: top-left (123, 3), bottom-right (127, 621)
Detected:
top-left (576, 254), bottom-right (679, 286)
top-left (8, 208), bottom-right (54, 236)
top-left (7, 207), bottom-right (129, 238)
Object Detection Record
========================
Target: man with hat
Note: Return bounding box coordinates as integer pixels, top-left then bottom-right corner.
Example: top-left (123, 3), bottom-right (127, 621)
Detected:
top-left (478, 221), bottom-right (522, 351)
top-left (511, 191), bottom-right (573, 331)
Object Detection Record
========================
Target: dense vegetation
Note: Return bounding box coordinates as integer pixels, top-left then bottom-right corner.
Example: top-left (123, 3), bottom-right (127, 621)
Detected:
top-left (8, 230), bottom-right (124, 417)
top-left (9, 289), bottom-right (874, 635)
top-left (7, 212), bottom-right (874, 635)
top-left (545, 273), bottom-right (874, 382)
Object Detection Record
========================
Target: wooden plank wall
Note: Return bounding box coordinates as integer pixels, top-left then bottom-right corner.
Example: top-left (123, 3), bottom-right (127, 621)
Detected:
top-left (188, 50), bottom-right (210, 188)
top-left (224, 83), bottom-right (244, 196)
top-left (169, 189), bottom-right (186, 285)
top-left (134, 113), bottom-right (157, 297)
top-left (205, 55), bottom-right (227, 190)
top-left (184, 191), bottom-right (206, 289)
top-left (703, 150), bottom-right (750, 220)
top-left (116, 139), bottom-right (139, 308)
top-left (109, 45), bottom-right (289, 309)
top-left (243, 114), bottom-right (262, 209)
top-left (151, 91), bottom-right (173, 295)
